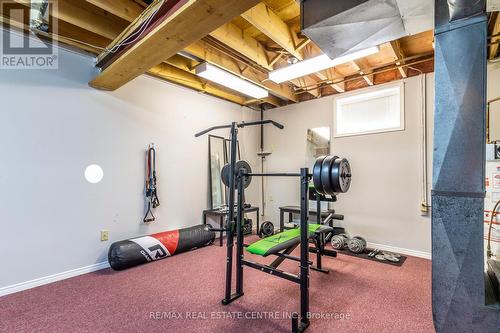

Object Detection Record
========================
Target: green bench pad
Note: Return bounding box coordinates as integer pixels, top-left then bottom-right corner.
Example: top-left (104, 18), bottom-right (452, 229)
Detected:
top-left (246, 224), bottom-right (332, 257)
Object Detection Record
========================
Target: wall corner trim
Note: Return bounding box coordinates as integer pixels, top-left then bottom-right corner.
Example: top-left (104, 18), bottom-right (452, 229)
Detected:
top-left (0, 261), bottom-right (110, 297)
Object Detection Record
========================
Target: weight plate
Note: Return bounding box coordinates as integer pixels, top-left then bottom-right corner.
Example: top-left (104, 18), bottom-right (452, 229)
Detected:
top-left (331, 233), bottom-right (349, 250)
top-left (347, 236), bottom-right (366, 254)
top-left (331, 158), bottom-right (352, 194)
top-left (320, 155), bottom-right (338, 195)
top-left (235, 160), bottom-right (252, 189)
top-left (220, 160), bottom-right (252, 189)
top-left (382, 251), bottom-right (401, 258)
top-left (312, 156), bottom-right (326, 195)
top-left (260, 221), bottom-right (274, 238)
top-left (384, 254), bottom-right (400, 263)
top-left (375, 254), bottom-right (387, 261)
top-left (221, 163), bottom-right (231, 187)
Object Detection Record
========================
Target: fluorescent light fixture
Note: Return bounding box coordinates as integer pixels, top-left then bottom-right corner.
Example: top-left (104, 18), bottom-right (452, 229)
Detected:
top-left (269, 46), bottom-right (380, 83)
top-left (195, 62), bottom-right (268, 99)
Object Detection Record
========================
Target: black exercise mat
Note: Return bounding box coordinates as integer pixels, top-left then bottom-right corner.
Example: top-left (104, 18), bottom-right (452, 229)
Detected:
top-left (336, 248), bottom-right (407, 267)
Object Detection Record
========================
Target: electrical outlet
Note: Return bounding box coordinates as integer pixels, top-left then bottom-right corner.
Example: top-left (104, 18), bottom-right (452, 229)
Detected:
top-left (100, 230), bottom-right (109, 241)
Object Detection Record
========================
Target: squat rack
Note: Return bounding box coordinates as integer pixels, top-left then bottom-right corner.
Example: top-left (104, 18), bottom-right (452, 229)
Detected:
top-left (234, 167), bottom-right (312, 332)
top-left (196, 120), bottom-right (312, 332)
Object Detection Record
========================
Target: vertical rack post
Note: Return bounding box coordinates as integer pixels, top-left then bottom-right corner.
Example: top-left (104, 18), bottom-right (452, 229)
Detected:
top-left (235, 168), bottom-right (245, 295)
top-left (299, 167), bottom-right (310, 328)
top-left (222, 122), bottom-right (238, 304)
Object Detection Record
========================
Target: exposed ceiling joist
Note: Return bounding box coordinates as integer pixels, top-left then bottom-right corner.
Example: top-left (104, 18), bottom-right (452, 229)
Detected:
top-left (13, 0), bottom-right (126, 40)
top-left (489, 12), bottom-right (500, 59)
top-left (4, 0), bottom-right (434, 108)
top-left (85, 0), bottom-right (143, 22)
top-left (314, 70), bottom-right (344, 93)
top-left (82, 0), bottom-right (295, 103)
top-left (241, 3), bottom-right (303, 60)
top-left (351, 59), bottom-right (374, 86)
top-left (245, 95), bottom-right (283, 107)
top-left (210, 21), bottom-right (272, 70)
top-left (291, 76), bottom-right (320, 98)
top-left (90, 0), bottom-right (261, 91)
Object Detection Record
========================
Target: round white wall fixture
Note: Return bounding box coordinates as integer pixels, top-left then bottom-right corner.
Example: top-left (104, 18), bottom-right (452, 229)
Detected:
top-left (85, 164), bottom-right (104, 184)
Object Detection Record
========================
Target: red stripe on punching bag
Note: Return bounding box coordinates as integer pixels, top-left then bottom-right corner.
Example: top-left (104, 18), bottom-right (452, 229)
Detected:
top-left (151, 230), bottom-right (180, 254)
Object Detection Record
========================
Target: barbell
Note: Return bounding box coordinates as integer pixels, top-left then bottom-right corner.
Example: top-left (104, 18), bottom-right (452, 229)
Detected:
top-left (220, 155), bottom-right (351, 196)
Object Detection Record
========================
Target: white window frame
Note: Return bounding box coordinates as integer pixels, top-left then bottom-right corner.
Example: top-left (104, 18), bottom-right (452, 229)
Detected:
top-left (333, 81), bottom-right (405, 138)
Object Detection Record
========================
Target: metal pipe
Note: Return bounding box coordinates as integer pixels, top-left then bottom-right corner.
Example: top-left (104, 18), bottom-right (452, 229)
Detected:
top-left (419, 73), bottom-right (430, 213)
top-left (293, 55), bottom-right (434, 94)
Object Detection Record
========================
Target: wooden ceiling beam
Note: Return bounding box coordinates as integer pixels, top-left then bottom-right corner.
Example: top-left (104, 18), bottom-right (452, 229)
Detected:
top-left (4, 2), bottom-right (255, 107)
top-left (13, 0), bottom-right (127, 40)
top-left (241, 3), bottom-right (303, 60)
top-left (1, 4), bottom-right (112, 54)
top-left (314, 71), bottom-right (344, 93)
top-left (148, 63), bottom-right (248, 105)
top-left (244, 95), bottom-right (283, 107)
top-left (291, 76), bottom-right (320, 98)
top-left (83, 0), bottom-right (294, 102)
top-left (209, 21), bottom-right (272, 70)
top-left (85, 0), bottom-right (144, 22)
top-left (489, 12), bottom-right (500, 59)
top-left (90, 0), bottom-right (261, 90)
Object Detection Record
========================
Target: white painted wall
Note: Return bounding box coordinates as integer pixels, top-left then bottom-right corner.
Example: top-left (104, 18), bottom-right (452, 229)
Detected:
top-left (0, 31), bottom-right (259, 292)
top-left (262, 75), bottom-right (434, 256)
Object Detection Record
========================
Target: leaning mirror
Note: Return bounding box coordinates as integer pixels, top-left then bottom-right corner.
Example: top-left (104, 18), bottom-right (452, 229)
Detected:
top-left (209, 135), bottom-right (226, 209)
top-left (307, 127), bottom-right (331, 210)
top-left (306, 127), bottom-right (331, 165)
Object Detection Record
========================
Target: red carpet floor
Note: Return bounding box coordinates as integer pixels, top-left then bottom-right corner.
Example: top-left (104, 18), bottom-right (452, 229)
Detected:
top-left (0, 239), bottom-right (434, 333)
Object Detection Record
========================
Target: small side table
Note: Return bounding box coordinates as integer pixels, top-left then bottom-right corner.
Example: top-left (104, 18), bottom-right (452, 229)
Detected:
top-left (202, 206), bottom-right (260, 246)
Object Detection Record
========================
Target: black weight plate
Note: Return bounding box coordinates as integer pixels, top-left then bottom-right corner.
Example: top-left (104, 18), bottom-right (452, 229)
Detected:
top-left (220, 161), bottom-right (252, 189)
top-left (260, 221), bottom-right (274, 238)
top-left (331, 158), bottom-right (351, 193)
top-left (221, 163), bottom-right (231, 187)
top-left (320, 155), bottom-right (337, 195)
top-left (235, 160), bottom-right (252, 189)
top-left (312, 156), bottom-right (326, 195)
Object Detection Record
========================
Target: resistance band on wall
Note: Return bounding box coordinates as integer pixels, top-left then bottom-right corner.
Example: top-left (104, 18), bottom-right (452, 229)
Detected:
top-left (144, 144), bottom-right (160, 223)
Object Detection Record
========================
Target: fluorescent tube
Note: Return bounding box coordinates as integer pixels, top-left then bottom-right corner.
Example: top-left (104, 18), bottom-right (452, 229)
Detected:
top-left (195, 62), bottom-right (268, 99)
top-left (269, 46), bottom-right (380, 83)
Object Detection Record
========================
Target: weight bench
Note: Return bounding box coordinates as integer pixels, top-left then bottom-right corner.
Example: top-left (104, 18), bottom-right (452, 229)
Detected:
top-left (246, 224), bottom-right (336, 273)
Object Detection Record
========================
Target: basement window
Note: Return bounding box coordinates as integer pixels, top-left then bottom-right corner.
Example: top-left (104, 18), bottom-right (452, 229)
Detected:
top-left (333, 83), bottom-right (404, 137)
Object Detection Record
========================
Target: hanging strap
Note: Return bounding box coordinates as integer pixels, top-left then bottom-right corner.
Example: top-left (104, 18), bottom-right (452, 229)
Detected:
top-left (143, 145), bottom-right (160, 223)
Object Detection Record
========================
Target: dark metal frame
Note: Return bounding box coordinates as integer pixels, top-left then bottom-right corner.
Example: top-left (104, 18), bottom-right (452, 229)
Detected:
top-left (196, 120), bottom-right (336, 332)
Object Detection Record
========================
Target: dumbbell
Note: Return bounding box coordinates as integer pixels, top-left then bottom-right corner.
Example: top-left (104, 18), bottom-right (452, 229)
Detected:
top-left (347, 236), bottom-right (367, 254)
